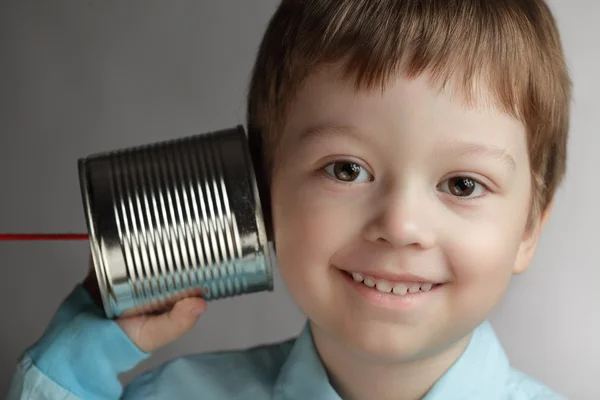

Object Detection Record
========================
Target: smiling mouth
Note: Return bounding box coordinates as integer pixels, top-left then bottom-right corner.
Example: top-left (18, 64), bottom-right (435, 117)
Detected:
top-left (343, 271), bottom-right (444, 296)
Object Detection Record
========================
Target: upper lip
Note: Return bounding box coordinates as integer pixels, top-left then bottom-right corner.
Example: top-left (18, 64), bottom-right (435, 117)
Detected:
top-left (340, 268), bottom-right (441, 284)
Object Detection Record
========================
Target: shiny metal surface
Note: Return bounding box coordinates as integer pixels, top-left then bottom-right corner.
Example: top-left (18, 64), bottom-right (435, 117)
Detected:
top-left (78, 126), bottom-right (275, 318)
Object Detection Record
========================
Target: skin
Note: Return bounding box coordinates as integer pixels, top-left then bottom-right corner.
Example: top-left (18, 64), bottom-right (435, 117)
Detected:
top-left (269, 64), bottom-right (552, 400)
top-left (83, 261), bottom-right (207, 353)
top-left (83, 62), bottom-right (552, 399)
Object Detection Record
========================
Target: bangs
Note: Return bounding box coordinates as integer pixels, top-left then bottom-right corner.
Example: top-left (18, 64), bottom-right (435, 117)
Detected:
top-left (294, 0), bottom-right (565, 123)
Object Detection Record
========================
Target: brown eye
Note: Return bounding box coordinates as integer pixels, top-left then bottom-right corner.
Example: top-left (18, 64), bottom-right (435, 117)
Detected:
top-left (334, 162), bottom-right (360, 181)
top-left (324, 161), bottom-right (373, 183)
top-left (448, 177), bottom-right (476, 196)
top-left (438, 176), bottom-right (486, 198)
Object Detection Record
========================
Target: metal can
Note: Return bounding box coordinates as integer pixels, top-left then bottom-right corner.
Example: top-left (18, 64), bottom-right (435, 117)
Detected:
top-left (78, 125), bottom-right (275, 318)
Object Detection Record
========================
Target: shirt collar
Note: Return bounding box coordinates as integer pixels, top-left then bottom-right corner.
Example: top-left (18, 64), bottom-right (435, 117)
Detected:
top-left (422, 321), bottom-right (510, 400)
top-left (273, 320), bottom-right (510, 400)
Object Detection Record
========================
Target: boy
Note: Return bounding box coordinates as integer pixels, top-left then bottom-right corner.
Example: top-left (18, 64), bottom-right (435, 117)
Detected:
top-left (7, 0), bottom-right (571, 399)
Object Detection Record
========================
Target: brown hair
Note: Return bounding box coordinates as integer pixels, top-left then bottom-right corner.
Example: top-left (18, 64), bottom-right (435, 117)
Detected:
top-left (247, 0), bottom-right (571, 220)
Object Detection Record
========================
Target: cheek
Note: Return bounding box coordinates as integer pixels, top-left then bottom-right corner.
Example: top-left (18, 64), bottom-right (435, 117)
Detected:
top-left (273, 183), bottom-right (343, 265)
top-left (449, 225), bottom-right (520, 279)
top-left (442, 213), bottom-right (525, 318)
top-left (445, 187), bottom-right (530, 279)
top-left (270, 175), bottom-right (362, 286)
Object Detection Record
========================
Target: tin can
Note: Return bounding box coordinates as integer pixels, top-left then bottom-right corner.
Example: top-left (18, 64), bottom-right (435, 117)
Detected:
top-left (78, 125), bottom-right (275, 318)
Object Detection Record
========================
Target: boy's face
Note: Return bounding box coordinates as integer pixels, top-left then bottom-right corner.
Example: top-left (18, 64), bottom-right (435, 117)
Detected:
top-left (270, 64), bottom-right (544, 361)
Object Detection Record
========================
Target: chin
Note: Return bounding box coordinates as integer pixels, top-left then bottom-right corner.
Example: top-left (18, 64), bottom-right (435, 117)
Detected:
top-left (340, 316), bottom-right (484, 367)
top-left (331, 319), bottom-right (442, 362)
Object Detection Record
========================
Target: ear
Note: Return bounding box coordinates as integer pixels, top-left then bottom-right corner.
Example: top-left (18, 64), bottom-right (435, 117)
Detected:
top-left (512, 200), bottom-right (554, 275)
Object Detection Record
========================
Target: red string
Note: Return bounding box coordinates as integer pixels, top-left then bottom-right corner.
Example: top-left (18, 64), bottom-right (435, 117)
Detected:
top-left (0, 233), bottom-right (89, 241)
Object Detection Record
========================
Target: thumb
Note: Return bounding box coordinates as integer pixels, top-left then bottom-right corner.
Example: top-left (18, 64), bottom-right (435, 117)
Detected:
top-left (119, 297), bottom-right (207, 352)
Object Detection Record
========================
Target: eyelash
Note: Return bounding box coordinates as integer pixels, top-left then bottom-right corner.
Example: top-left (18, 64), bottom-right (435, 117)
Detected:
top-left (321, 160), bottom-right (374, 184)
top-left (437, 175), bottom-right (491, 203)
top-left (320, 161), bottom-right (492, 201)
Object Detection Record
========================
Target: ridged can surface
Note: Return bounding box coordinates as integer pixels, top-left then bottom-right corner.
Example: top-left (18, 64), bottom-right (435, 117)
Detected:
top-left (78, 126), bottom-right (275, 318)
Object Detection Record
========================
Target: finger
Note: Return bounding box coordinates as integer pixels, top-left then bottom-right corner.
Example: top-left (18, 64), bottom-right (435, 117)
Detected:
top-left (133, 297), bottom-right (207, 352)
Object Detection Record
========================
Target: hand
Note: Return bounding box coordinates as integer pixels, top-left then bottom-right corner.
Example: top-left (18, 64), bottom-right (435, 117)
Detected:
top-left (82, 258), bottom-right (207, 353)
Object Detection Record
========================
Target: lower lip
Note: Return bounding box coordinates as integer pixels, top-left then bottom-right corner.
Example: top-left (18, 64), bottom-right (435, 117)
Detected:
top-left (338, 270), bottom-right (443, 309)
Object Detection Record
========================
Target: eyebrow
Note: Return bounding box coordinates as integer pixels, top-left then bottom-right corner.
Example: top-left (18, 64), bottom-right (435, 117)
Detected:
top-left (438, 141), bottom-right (517, 170)
top-left (299, 126), bottom-right (517, 170)
top-left (298, 125), bottom-right (366, 143)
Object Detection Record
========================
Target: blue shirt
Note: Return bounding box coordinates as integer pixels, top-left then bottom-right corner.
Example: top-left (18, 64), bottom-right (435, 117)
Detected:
top-left (7, 285), bottom-right (567, 399)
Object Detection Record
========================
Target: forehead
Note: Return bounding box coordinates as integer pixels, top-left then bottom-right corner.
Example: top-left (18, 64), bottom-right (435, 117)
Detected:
top-left (282, 64), bottom-right (528, 158)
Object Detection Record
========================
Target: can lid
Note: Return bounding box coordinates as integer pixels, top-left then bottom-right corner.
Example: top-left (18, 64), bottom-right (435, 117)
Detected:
top-left (78, 158), bottom-right (114, 318)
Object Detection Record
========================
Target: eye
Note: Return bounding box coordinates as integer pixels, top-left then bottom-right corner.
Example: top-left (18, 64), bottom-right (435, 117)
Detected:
top-left (323, 161), bottom-right (373, 183)
top-left (438, 176), bottom-right (487, 198)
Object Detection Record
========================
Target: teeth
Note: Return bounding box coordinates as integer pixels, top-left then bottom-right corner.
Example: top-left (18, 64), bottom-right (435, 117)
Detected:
top-left (420, 282), bottom-right (433, 292)
top-left (408, 283), bottom-right (421, 293)
top-left (392, 283), bottom-right (408, 296)
top-left (349, 272), bottom-right (437, 296)
top-left (375, 281), bottom-right (392, 293)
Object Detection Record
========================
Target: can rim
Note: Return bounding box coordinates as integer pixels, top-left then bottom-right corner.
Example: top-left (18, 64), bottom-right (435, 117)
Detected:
top-left (236, 125), bottom-right (275, 290)
top-left (78, 158), bottom-right (115, 318)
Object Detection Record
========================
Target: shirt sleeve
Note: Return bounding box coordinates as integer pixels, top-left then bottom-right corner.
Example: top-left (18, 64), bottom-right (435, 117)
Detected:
top-left (5, 284), bottom-right (150, 400)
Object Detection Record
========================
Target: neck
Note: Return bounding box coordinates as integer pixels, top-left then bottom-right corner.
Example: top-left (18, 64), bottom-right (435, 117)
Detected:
top-left (310, 324), bottom-right (472, 400)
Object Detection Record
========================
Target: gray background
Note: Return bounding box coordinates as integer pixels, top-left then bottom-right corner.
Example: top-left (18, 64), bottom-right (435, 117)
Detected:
top-left (0, 1), bottom-right (597, 399)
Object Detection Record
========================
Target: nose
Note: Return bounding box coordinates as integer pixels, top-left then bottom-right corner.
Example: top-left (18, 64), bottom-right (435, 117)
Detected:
top-left (362, 184), bottom-right (436, 249)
